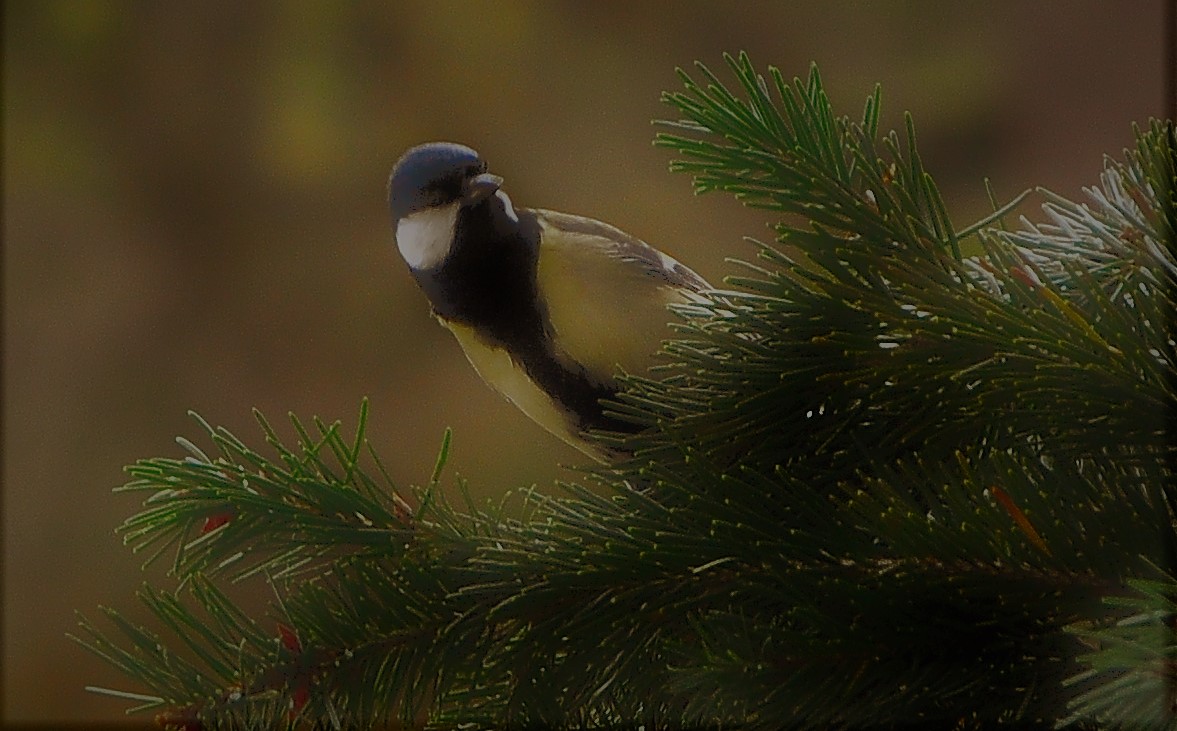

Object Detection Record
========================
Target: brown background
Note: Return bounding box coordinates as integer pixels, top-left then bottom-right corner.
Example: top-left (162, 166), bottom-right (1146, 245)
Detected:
top-left (3, 2), bottom-right (1168, 725)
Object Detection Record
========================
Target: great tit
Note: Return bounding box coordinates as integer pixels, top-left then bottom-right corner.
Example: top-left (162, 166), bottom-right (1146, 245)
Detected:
top-left (388, 142), bottom-right (709, 459)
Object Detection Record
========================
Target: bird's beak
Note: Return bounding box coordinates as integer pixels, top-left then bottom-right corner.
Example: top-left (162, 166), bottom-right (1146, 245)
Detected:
top-left (464, 172), bottom-right (503, 202)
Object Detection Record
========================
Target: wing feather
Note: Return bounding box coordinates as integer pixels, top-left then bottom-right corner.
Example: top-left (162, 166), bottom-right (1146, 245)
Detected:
top-left (531, 209), bottom-right (709, 387)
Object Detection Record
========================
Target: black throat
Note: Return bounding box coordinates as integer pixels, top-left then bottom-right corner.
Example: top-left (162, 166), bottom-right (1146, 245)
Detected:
top-left (413, 201), bottom-right (637, 437)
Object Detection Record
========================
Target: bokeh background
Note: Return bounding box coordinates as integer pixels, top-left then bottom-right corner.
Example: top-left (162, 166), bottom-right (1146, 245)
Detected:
top-left (3, 1), bottom-right (1168, 725)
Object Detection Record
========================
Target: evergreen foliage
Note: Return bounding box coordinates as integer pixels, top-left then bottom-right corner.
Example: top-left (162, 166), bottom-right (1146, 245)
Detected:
top-left (74, 55), bottom-right (1176, 729)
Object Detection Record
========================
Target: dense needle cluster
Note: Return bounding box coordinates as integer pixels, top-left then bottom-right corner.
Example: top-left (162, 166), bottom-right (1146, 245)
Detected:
top-left (75, 56), bottom-right (1176, 729)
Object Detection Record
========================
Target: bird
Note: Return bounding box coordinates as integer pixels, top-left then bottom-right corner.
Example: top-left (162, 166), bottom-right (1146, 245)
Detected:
top-left (387, 142), bottom-right (709, 460)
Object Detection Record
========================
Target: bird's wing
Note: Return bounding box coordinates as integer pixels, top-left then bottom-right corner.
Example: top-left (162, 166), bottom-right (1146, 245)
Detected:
top-left (529, 208), bottom-right (710, 387)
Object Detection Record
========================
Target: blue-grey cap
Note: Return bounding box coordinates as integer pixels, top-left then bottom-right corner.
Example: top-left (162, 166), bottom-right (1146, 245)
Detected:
top-left (388, 142), bottom-right (488, 221)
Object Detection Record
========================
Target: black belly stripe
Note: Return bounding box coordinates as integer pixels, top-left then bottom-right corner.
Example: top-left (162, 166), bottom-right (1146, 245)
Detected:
top-left (416, 202), bottom-right (640, 437)
top-left (511, 337), bottom-right (640, 436)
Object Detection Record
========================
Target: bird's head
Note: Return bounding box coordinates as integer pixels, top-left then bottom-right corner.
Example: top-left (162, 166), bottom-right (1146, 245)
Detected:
top-left (388, 142), bottom-right (508, 271)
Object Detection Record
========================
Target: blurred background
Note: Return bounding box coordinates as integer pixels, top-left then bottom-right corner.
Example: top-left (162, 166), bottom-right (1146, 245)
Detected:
top-left (3, 1), bottom-right (1168, 725)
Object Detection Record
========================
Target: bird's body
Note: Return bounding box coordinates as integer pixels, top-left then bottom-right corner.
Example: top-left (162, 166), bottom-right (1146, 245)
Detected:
top-left (388, 142), bottom-right (708, 459)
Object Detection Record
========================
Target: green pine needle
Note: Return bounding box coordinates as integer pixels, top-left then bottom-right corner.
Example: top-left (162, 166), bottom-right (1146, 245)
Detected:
top-left (74, 59), bottom-right (1177, 729)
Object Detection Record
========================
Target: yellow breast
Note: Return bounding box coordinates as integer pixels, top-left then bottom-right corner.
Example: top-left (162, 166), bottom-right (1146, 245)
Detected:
top-left (432, 209), bottom-right (709, 461)
top-left (441, 320), bottom-right (600, 457)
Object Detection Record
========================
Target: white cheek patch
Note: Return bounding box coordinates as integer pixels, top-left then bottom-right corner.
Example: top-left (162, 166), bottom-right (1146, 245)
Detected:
top-left (396, 203), bottom-right (460, 271)
top-left (495, 190), bottom-right (519, 224)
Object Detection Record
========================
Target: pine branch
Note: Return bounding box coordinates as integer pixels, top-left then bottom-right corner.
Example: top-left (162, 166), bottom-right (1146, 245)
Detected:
top-left (634, 54), bottom-right (1174, 482)
top-left (115, 400), bottom-right (416, 582)
top-left (1062, 573), bottom-right (1177, 728)
top-left (74, 58), bottom-right (1176, 730)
